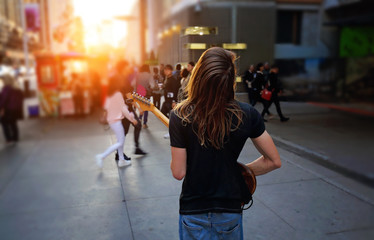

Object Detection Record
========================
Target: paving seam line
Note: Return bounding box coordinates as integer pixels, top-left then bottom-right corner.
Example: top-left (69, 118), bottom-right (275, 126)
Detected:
top-left (107, 131), bottom-right (136, 240)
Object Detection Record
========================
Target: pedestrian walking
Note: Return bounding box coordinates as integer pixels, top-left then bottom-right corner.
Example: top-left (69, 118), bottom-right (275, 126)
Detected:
top-left (151, 67), bottom-right (163, 109)
top-left (261, 65), bottom-right (290, 122)
top-left (252, 62), bottom-right (272, 121)
top-left (251, 63), bottom-right (265, 106)
top-left (95, 70), bottom-right (137, 168)
top-left (242, 64), bottom-right (255, 105)
top-left (161, 64), bottom-right (180, 118)
top-left (173, 63), bottom-right (182, 83)
top-left (136, 64), bottom-right (154, 129)
top-left (161, 64), bottom-right (180, 139)
top-left (159, 63), bottom-right (165, 79)
top-left (169, 47), bottom-right (281, 240)
top-left (0, 75), bottom-right (23, 145)
top-left (263, 62), bottom-right (270, 82)
top-left (177, 68), bottom-right (189, 103)
top-left (185, 61), bottom-right (195, 84)
top-left (119, 61), bottom-right (147, 156)
top-left (71, 73), bottom-right (85, 118)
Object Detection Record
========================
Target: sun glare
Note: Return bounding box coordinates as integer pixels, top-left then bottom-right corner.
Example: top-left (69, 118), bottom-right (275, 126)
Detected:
top-left (73, 0), bottom-right (137, 49)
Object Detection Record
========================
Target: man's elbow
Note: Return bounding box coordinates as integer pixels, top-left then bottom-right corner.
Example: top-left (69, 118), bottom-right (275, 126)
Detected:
top-left (273, 157), bottom-right (282, 169)
top-left (171, 169), bottom-right (185, 181)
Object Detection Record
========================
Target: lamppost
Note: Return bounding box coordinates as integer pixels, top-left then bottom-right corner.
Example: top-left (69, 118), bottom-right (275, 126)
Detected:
top-left (18, 0), bottom-right (30, 76)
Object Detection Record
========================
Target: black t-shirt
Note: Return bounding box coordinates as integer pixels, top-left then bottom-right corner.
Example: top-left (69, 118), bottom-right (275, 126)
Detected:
top-left (169, 101), bottom-right (265, 214)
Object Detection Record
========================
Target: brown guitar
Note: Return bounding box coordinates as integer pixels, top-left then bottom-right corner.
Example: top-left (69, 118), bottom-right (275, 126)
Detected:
top-left (237, 162), bottom-right (257, 195)
top-left (131, 92), bottom-right (257, 195)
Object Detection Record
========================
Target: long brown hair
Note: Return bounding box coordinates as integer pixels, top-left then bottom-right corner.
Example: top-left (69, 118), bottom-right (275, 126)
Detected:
top-left (174, 47), bottom-right (242, 149)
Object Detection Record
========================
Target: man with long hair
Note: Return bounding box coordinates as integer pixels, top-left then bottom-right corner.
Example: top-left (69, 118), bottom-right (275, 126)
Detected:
top-left (169, 47), bottom-right (281, 239)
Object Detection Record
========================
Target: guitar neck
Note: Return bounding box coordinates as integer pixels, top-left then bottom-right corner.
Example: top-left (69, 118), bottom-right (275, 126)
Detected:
top-left (130, 93), bottom-right (170, 127)
top-left (149, 106), bottom-right (169, 127)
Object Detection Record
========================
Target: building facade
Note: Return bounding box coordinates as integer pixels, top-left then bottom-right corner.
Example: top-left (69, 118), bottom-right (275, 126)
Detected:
top-left (142, 0), bottom-right (373, 101)
top-left (0, 0), bottom-right (42, 67)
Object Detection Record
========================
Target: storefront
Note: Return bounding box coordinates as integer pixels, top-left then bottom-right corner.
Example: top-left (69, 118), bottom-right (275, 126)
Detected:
top-left (35, 52), bottom-right (91, 117)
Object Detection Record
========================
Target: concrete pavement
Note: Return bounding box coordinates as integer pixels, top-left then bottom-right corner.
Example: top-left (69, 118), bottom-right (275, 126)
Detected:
top-left (239, 95), bottom-right (374, 187)
top-left (0, 103), bottom-right (374, 239)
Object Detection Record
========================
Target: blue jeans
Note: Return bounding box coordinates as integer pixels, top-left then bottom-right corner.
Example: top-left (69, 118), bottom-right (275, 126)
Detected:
top-left (179, 213), bottom-right (243, 240)
top-left (140, 111), bottom-right (148, 124)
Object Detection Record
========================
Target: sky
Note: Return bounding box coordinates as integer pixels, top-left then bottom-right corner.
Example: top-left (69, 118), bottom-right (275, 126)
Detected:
top-left (73, 0), bottom-right (137, 48)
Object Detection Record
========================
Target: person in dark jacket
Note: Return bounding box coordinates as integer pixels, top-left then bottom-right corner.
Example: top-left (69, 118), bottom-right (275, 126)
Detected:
top-left (151, 67), bottom-right (163, 109)
top-left (242, 64), bottom-right (255, 105)
top-left (173, 63), bottom-right (182, 83)
top-left (161, 64), bottom-right (180, 139)
top-left (0, 75), bottom-right (24, 144)
top-left (161, 64), bottom-right (180, 118)
top-left (261, 65), bottom-right (290, 122)
top-left (251, 63), bottom-right (265, 106)
top-left (253, 62), bottom-right (273, 121)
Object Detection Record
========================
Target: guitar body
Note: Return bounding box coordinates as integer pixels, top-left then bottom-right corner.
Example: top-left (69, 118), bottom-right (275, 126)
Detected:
top-left (237, 162), bottom-right (256, 195)
top-left (131, 92), bottom-right (257, 195)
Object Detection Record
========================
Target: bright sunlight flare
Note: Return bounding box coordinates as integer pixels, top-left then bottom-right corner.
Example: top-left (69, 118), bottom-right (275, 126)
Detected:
top-left (73, 0), bottom-right (137, 48)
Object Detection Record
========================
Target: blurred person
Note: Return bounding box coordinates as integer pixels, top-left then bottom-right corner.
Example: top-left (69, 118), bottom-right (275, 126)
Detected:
top-left (152, 67), bottom-right (163, 109)
top-left (161, 64), bottom-right (180, 139)
top-left (177, 68), bottom-right (190, 103)
top-left (263, 62), bottom-right (270, 82)
top-left (0, 75), bottom-right (24, 145)
top-left (136, 64), bottom-right (154, 129)
top-left (261, 65), bottom-right (290, 122)
top-left (71, 73), bottom-right (84, 118)
top-left (119, 61), bottom-right (147, 156)
top-left (169, 47), bottom-right (281, 239)
top-left (159, 63), bottom-right (165, 79)
top-left (90, 71), bottom-right (102, 110)
top-left (173, 63), bottom-right (182, 82)
top-left (186, 61), bottom-right (195, 82)
top-left (251, 62), bottom-right (265, 107)
top-left (95, 74), bottom-right (137, 168)
top-left (242, 64), bottom-right (255, 105)
top-left (252, 63), bottom-right (272, 120)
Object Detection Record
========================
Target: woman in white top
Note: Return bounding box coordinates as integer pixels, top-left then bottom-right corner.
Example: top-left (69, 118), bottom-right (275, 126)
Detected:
top-left (96, 75), bottom-right (137, 168)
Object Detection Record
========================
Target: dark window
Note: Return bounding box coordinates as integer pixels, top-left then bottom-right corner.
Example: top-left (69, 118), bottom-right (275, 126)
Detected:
top-left (276, 11), bottom-right (302, 44)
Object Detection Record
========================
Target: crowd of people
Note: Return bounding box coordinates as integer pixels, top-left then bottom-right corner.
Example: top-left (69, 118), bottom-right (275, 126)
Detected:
top-left (242, 62), bottom-right (290, 122)
top-left (95, 56), bottom-right (291, 171)
top-left (95, 59), bottom-right (195, 168)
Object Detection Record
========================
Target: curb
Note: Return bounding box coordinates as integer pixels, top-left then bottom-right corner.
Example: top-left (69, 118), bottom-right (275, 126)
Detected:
top-left (272, 135), bottom-right (374, 188)
top-left (308, 102), bottom-right (374, 117)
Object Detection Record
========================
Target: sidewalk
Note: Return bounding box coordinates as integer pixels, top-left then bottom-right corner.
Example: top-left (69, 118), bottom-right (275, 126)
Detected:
top-left (236, 94), bottom-right (374, 187)
top-left (0, 109), bottom-right (374, 239)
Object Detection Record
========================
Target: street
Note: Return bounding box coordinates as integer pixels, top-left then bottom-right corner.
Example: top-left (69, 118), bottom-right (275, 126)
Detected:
top-left (0, 101), bottom-right (374, 240)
